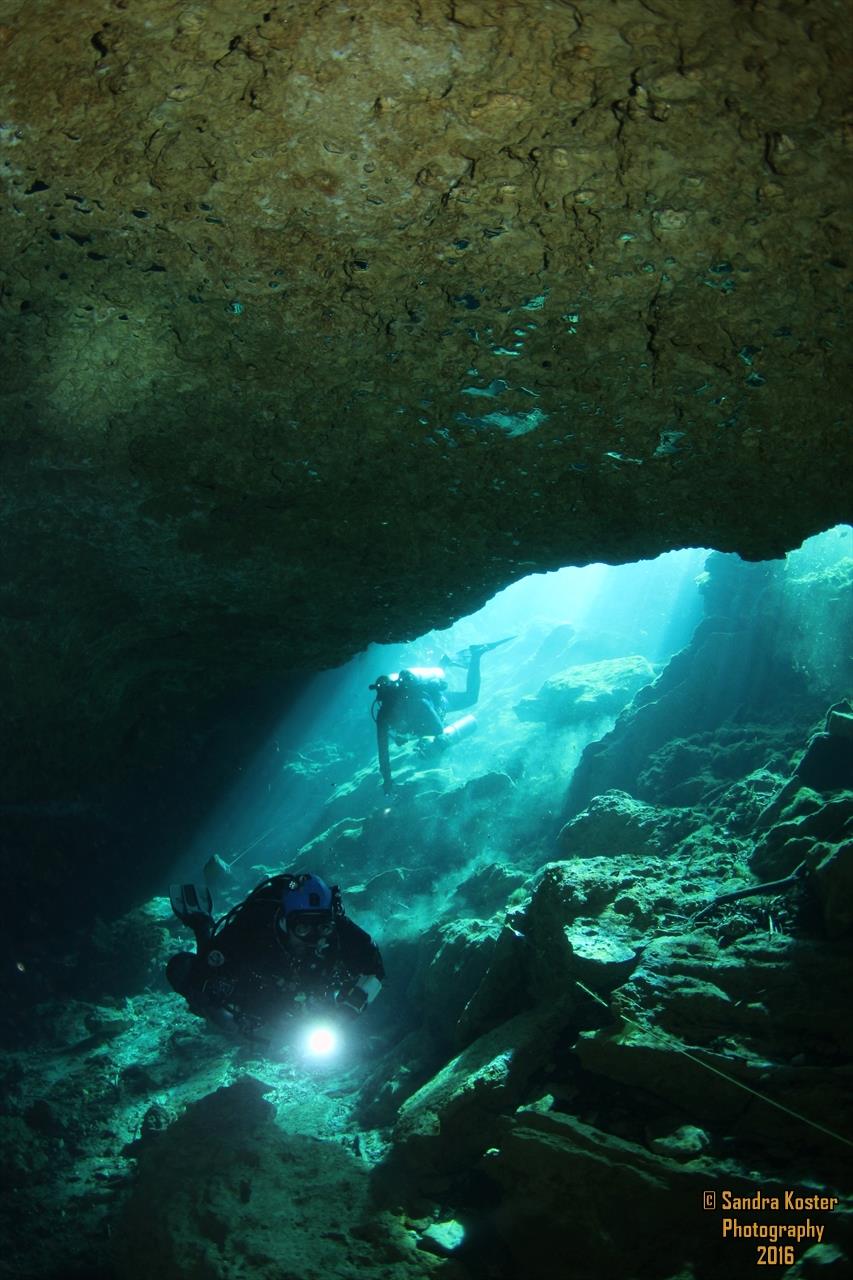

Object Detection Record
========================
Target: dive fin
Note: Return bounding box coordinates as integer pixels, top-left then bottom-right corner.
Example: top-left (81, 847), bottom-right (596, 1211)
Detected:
top-left (477, 634), bottom-right (516, 654)
top-left (169, 883), bottom-right (214, 925)
top-left (457, 635), bottom-right (517, 662)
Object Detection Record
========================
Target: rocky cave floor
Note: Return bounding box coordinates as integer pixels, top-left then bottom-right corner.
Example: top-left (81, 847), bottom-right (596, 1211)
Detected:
top-left (2, 555), bottom-right (853, 1280)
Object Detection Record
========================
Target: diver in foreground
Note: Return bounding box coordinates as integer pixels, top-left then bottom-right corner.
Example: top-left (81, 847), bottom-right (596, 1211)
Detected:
top-left (369, 637), bottom-right (513, 794)
top-left (166, 873), bottom-right (384, 1046)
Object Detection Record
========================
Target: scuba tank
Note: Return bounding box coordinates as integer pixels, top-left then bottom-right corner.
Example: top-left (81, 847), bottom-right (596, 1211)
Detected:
top-left (402, 667), bottom-right (447, 684)
top-left (435, 714), bottom-right (477, 752)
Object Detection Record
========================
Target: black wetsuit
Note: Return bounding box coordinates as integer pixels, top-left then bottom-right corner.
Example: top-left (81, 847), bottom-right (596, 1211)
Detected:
top-left (375, 657), bottom-right (482, 790)
top-left (168, 876), bottom-right (384, 1037)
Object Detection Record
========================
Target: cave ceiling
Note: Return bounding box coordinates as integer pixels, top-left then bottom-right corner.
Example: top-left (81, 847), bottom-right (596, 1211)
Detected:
top-left (1, 0), bottom-right (851, 802)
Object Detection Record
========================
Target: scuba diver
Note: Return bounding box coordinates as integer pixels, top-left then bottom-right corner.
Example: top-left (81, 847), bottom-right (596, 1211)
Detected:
top-left (369, 637), bottom-right (513, 794)
top-left (166, 872), bottom-right (384, 1045)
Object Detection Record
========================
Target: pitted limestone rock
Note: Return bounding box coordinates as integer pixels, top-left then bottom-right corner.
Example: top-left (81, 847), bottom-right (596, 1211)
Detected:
top-left (557, 790), bottom-right (694, 858)
top-left (1, 0), bottom-right (851, 830)
top-left (514, 654), bottom-right (656, 724)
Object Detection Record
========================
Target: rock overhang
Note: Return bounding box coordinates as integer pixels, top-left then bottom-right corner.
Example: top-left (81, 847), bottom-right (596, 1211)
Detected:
top-left (0, 0), bottom-right (851, 807)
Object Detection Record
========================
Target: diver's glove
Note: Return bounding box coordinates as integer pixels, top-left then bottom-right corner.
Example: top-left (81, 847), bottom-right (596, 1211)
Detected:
top-left (382, 778), bottom-right (394, 796)
top-left (417, 735), bottom-right (449, 760)
top-left (335, 986), bottom-right (367, 1020)
top-left (335, 975), bottom-right (383, 1019)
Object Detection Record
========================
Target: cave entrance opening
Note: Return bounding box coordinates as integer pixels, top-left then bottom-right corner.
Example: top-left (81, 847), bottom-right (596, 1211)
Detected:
top-left (173, 545), bottom-right (712, 885)
top-left (171, 525), bottom-right (851, 919)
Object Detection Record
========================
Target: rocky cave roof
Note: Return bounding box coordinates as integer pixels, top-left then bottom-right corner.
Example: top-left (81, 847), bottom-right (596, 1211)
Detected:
top-left (1, 0), bottom-right (851, 807)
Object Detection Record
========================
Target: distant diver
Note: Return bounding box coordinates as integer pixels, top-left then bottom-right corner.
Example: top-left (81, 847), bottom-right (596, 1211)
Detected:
top-left (166, 873), bottom-right (384, 1046)
top-left (369, 636), bottom-right (514, 794)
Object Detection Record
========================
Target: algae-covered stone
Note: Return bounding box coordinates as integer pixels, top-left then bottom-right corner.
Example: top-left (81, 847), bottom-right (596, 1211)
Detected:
top-left (461, 770), bottom-right (516, 801)
top-left (506, 862), bottom-right (643, 1005)
top-left (514, 655), bottom-right (655, 724)
top-left (557, 789), bottom-right (692, 857)
top-left (451, 861), bottom-right (527, 918)
top-left (813, 839), bottom-right (853, 938)
top-left (751, 789), bottom-right (853, 877)
top-left (563, 922), bottom-right (638, 990)
top-left (709, 767), bottom-right (789, 832)
top-left (637, 724), bottom-right (797, 807)
top-left (392, 1009), bottom-right (564, 1177)
top-left (481, 1109), bottom-right (783, 1280)
top-left (575, 930), bottom-right (853, 1147)
top-left (648, 1123), bottom-right (710, 1160)
top-left (420, 918), bottom-right (503, 1048)
top-left (115, 1077), bottom-right (434, 1280)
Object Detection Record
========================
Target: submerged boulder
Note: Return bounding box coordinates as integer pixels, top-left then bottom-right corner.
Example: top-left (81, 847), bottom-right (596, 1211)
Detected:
top-left (514, 655), bottom-right (655, 724)
top-left (744, 705), bottom-right (853, 930)
top-left (451, 861), bottom-right (527, 919)
top-left (390, 1008), bottom-right (565, 1179)
top-left (707, 766), bottom-right (789, 832)
top-left (419, 919), bottom-right (504, 1049)
top-left (755, 702), bottom-right (853, 832)
top-left (561, 922), bottom-right (638, 990)
top-left (506, 862), bottom-right (642, 1003)
top-left (115, 1077), bottom-right (437, 1280)
top-left (751, 788), bottom-right (853, 879)
top-left (574, 931), bottom-right (853, 1164)
top-left (636, 724), bottom-right (797, 807)
top-left (813, 840), bottom-right (853, 939)
top-left (481, 1107), bottom-right (798, 1280)
top-left (557, 789), bottom-right (695, 858)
